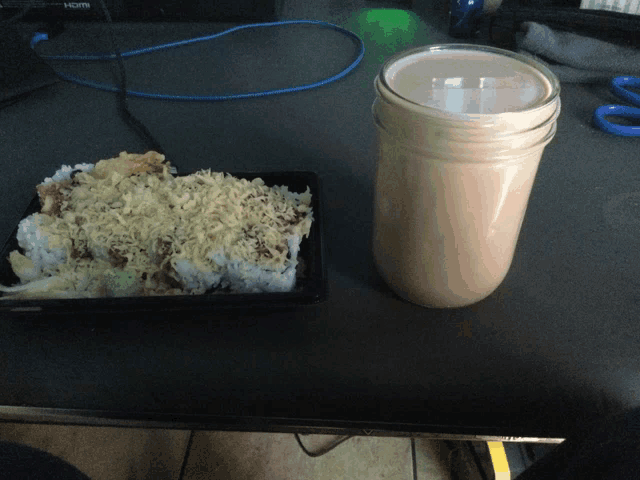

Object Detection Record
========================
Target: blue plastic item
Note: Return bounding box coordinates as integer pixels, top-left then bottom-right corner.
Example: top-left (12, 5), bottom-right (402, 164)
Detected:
top-left (449, 0), bottom-right (484, 37)
top-left (593, 76), bottom-right (640, 137)
top-left (31, 20), bottom-right (365, 101)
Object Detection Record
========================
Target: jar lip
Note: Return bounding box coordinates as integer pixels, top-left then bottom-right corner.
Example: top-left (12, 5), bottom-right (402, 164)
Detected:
top-left (378, 44), bottom-right (561, 119)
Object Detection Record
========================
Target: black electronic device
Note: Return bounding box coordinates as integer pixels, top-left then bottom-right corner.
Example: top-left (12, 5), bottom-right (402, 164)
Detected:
top-left (0, 24), bottom-right (59, 108)
top-left (0, 0), bottom-right (281, 22)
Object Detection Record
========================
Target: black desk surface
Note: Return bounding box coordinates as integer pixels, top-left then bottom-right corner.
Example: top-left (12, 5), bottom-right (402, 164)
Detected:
top-left (1, 0), bottom-right (639, 441)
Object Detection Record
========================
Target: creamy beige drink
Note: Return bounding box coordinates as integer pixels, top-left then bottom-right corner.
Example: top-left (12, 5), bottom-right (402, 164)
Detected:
top-left (372, 45), bottom-right (560, 308)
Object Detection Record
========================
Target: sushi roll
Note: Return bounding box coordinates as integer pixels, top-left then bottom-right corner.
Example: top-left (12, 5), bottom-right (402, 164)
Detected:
top-left (1, 152), bottom-right (313, 299)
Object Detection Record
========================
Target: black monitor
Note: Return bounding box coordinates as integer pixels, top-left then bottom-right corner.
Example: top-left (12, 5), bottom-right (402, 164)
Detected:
top-left (0, 0), bottom-right (281, 22)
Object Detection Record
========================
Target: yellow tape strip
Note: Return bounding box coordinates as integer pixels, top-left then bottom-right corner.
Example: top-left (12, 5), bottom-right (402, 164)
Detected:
top-left (488, 441), bottom-right (511, 480)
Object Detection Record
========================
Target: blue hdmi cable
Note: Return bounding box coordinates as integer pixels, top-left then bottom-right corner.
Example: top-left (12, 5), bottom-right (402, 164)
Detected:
top-left (31, 20), bottom-right (365, 101)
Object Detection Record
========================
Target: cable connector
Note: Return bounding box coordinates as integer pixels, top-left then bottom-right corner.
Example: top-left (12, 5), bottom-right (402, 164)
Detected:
top-left (30, 32), bottom-right (49, 49)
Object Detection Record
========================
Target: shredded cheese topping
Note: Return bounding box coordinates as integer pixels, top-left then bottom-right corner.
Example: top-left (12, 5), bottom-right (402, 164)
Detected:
top-left (4, 152), bottom-right (313, 298)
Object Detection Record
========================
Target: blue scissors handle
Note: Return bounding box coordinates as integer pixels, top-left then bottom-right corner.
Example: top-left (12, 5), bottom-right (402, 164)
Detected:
top-left (593, 76), bottom-right (640, 136)
top-left (611, 76), bottom-right (640, 106)
top-left (594, 105), bottom-right (640, 136)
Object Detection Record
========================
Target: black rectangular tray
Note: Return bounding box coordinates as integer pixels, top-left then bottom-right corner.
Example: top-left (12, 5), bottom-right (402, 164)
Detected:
top-left (0, 170), bottom-right (327, 315)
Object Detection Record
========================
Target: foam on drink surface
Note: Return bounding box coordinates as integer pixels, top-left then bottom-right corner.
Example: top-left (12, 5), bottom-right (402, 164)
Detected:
top-left (384, 50), bottom-right (552, 114)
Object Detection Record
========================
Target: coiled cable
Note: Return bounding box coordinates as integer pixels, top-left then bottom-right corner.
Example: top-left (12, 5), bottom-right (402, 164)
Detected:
top-left (33, 20), bottom-right (366, 102)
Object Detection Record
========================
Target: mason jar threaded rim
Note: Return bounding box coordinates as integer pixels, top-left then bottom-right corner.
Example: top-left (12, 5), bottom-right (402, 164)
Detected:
top-left (376, 44), bottom-right (561, 133)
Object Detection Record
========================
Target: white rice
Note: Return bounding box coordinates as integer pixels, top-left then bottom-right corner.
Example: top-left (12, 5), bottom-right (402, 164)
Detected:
top-left (16, 214), bottom-right (68, 281)
top-left (38, 163), bottom-right (96, 189)
top-left (170, 235), bottom-right (301, 295)
top-left (23, 163), bottom-right (96, 280)
top-left (13, 166), bottom-right (307, 296)
top-left (172, 258), bottom-right (224, 294)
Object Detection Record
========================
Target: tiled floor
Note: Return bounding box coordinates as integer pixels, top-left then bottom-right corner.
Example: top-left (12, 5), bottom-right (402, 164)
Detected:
top-left (0, 423), bottom-right (458, 480)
